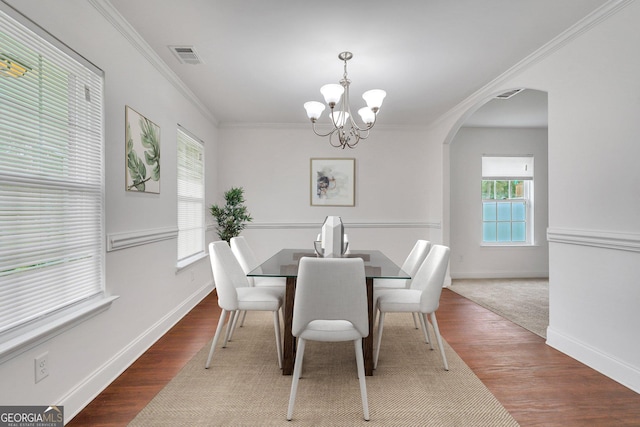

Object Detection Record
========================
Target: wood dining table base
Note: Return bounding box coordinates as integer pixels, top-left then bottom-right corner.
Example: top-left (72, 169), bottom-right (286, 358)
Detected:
top-left (282, 276), bottom-right (375, 376)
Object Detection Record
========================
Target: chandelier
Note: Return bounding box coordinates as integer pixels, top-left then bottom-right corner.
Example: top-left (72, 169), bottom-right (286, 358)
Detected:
top-left (304, 52), bottom-right (386, 149)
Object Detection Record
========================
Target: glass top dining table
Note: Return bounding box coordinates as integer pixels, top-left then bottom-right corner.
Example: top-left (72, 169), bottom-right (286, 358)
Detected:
top-left (248, 249), bottom-right (409, 376)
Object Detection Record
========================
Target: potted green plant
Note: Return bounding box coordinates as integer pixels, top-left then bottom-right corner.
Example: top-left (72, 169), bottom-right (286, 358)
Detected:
top-left (209, 187), bottom-right (253, 243)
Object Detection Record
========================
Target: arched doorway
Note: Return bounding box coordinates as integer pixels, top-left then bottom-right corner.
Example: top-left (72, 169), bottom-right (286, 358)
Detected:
top-left (443, 88), bottom-right (549, 337)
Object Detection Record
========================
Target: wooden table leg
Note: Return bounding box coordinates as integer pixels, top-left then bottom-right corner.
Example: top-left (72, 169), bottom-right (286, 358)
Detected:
top-left (364, 277), bottom-right (374, 376)
top-left (282, 276), bottom-right (296, 375)
top-left (283, 275), bottom-right (373, 376)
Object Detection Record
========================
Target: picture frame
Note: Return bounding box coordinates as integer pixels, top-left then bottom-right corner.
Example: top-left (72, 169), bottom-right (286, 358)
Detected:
top-left (125, 106), bottom-right (161, 193)
top-left (310, 158), bottom-right (355, 206)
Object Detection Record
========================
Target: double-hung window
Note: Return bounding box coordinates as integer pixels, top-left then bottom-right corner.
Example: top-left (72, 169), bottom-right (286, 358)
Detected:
top-left (481, 156), bottom-right (534, 244)
top-left (0, 5), bottom-right (106, 354)
top-left (177, 127), bottom-right (205, 267)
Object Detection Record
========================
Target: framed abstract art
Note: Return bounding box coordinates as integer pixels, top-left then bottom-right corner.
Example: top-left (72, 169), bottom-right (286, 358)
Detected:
top-left (310, 158), bottom-right (355, 206)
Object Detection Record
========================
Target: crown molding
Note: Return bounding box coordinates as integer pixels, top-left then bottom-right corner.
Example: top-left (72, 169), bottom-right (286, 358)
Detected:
top-left (217, 122), bottom-right (429, 132)
top-left (88, 0), bottom-right (218, 125)
top-left (429, 0), bottom-right (634, 131)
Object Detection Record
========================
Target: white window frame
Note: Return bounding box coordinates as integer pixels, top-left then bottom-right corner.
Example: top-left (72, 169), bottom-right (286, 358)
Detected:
top-left (176, 126), bottom-right (205, 269)
top-left (0, 3), bottom-right (115, 363)
top-left (481, 156), bottom-right (535, 246)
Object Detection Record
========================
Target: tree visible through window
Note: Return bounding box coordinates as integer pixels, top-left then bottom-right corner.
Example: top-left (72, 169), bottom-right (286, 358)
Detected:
top-left (482, 180), bottom-right (527, 242)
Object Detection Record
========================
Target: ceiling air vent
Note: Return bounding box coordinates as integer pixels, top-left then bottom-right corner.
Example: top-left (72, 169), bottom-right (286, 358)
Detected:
top-left (169, 46), bottom-right (202, 65)
top-left (495, 88), bottom-right (524, 99)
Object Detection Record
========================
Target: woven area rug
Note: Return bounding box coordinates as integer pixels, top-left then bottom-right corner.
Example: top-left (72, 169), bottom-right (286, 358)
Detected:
top-left (449, 279), bottom-right (549, 338)
top-left (130, 312), bottom-right (519, 426)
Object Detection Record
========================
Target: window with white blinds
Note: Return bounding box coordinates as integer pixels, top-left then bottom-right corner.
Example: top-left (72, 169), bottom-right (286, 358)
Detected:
top-left (177, 127), bottom-right (205, 263)
top-left (0, 6), bottom-right (105, 339)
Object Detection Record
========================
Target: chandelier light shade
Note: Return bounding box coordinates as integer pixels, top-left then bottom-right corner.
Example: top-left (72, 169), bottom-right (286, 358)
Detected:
top-left (304, 51), bottom-right (385, 149)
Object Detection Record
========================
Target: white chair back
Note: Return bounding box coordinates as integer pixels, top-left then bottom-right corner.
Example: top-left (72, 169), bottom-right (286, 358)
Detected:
top-left (409, 244), bottom-right (450, 313)
top-left (292, 257), bottom-right (368, 338)
top-left (230, 236), bottom-right (261, 286)
top-left (401, 240), bottom-right (431, 283)
top-left (209, 241), bottom-right (251, 311)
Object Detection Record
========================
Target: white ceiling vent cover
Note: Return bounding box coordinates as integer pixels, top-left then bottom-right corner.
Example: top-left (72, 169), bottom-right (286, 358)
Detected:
top-left (495, 88), bottom-right (524, 99)
top-left (169, 46), bottom-right (202, 65)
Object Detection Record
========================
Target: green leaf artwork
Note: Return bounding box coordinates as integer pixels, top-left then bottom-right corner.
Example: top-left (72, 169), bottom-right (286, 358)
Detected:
top-left (125, 106), bottom-right (161, 193)
top-left (140, 116), bottom-right (160, 181)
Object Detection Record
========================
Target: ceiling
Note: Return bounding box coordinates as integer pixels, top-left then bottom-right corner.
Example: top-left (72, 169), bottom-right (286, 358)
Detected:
top-left (463, 89), bottom-right (548, 128)
top-left (108, 0), bottom-right (608, 128)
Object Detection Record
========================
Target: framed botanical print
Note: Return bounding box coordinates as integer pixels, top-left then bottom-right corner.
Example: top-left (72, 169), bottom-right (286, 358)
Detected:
top-left (125, 106), bottom-right (160, 193)
top-left (310, 158), bottom-right (355, 206)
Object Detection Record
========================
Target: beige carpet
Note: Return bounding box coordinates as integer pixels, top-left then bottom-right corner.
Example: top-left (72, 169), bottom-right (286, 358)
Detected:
top-left (449, 278), bottom-right (549, 338)
top-left (130, 312), bottom-right (519, 426)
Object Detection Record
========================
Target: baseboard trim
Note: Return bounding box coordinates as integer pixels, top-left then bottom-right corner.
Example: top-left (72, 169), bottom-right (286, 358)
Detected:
top-left (546, 326), bottom-right (640, 394)
top-left (450, 271), bottom-right (549, 280)
top-left (60, 281), bottom-right (214, 422)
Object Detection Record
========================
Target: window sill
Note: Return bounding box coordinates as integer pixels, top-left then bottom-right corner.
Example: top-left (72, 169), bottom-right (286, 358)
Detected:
top-left (0, 295), bottom-right (119, 365)
top-left (480, 243), bottom-right (539, 247)
top-left (176, 251), bottom-right (208, 272)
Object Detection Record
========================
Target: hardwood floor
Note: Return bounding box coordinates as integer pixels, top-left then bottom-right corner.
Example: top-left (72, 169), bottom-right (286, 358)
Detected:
top-left (67, 291), bottom-right (222, 427)
top-left (437, 290), bottom-right (640, 426)
top-left (67, 289), bottom-right (640, 426)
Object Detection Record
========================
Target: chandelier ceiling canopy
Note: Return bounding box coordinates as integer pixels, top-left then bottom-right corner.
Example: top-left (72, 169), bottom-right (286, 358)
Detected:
top-left (304, 52), bottom-right (385, 149)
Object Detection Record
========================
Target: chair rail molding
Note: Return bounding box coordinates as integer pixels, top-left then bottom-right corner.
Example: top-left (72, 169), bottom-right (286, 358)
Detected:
top-left (547, 227), bottom-right (640, 253)
top-left (244, 221), bottom-right (441, 230)
top-left (107, 226), bottom-right (178, 251)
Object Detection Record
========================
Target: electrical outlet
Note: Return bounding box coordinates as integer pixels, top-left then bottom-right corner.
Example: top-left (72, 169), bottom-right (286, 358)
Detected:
top-left (35, 352), bottom-right (49, 383)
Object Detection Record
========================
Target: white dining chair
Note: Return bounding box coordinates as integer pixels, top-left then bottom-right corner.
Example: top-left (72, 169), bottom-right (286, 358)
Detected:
top-left (230, 236), bottom-right (285, 289)
top-left (374, 240), bottom-right (431, 290)
top-left (230, 236), bottom-right (285, 330)
top-left (286, 257), bottom-right (369, 421)
top-left (374, 240), bottom-right (431, 329)
top-left (205, 241), bottom-right (284, 369)
top-left (374, 244), bottom-right (451, 371)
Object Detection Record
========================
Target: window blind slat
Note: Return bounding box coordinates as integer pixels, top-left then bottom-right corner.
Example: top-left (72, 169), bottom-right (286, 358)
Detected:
top-left (177, 128), bottom-right (205, 261)
top-left (0, 7), bottom-right (105, 336)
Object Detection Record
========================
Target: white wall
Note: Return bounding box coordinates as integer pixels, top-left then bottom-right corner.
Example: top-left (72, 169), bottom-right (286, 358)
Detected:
top-left (434, 1), bottom-right (640, 392)
top-left (3, 1), bottom-right (639, 422)
top-left (0, 0), bottom-right (219, 419)
top-left (216, 125), bottom-right (444, 265)
top-left (450, 127), bottom-right (549, 278)
top-left (527, 1), bottom-right (640, 392)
